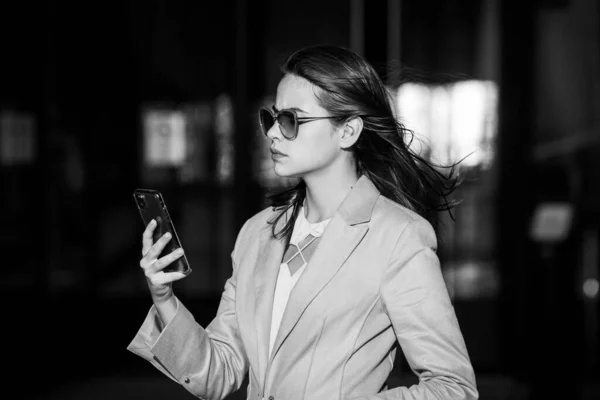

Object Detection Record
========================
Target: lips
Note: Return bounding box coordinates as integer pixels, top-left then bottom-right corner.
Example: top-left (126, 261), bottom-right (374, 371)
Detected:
top-left (270, 148), bottom-right (286, 156)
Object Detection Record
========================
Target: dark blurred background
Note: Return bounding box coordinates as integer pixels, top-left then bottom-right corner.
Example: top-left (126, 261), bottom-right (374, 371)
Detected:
top-left (2, 0), bottom-right (599, 399)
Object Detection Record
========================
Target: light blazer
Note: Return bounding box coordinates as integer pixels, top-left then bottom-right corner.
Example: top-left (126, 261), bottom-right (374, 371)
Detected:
top-left (128, 175), bottom-right (479, 400)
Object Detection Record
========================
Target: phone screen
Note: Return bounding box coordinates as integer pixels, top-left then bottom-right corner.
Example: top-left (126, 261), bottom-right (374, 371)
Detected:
top-left (133, 189), bottom-right (191, 275)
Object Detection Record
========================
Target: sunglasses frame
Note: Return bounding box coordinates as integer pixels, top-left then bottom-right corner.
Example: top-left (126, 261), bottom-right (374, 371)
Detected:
top-left (259, 106), bottom-right (338, 140)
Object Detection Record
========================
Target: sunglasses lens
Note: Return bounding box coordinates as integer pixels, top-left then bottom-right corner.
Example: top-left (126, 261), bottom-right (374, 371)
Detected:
top-left (277, 111), bottom-right (297, 139)
top-left (259, 108), bottom-right (274, 136)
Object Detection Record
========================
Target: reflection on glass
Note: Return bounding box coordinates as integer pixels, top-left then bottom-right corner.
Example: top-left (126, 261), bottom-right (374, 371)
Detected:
top-left (583, 278), bottom-right (599, 299)
top-left (443, 261), bottom-right (500, 300)
top-left (179, 103), bottom-right (213, 184)
top-left (396, 80), bottom-right (498, 170)
top-left (143, 109), bottom-right (187, 167)
top-left (0, 110), bottom-right (37, 166)
top-left (141, 103), bottom-right (213, 186)
top-left (215, 94), bottom-right (234, 185)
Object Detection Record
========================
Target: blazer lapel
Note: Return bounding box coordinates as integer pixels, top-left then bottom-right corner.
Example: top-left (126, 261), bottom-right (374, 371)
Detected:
top-left (268, 216), bottom-right (368, 364)
top-left (268, 175), bottom-right (380, 364)
top-left (253, 209), bottom-right (290, 387)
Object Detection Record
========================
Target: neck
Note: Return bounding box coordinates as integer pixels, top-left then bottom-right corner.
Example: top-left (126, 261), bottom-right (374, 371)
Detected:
top-left (302, 160), bottom-right (359, 223)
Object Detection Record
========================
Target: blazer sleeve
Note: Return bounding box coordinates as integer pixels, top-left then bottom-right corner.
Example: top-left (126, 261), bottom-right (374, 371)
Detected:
top-left (126, 219), bottom-right (251, 400)
top-left (364, 218), bottom-right (479, 400)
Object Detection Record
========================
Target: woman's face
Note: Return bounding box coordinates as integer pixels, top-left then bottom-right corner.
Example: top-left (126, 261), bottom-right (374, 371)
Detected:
top-left (267, 74), bottom-right (343, 179)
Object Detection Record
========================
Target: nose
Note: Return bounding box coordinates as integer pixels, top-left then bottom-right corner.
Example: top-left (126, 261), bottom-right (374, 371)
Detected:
top-left (266, 120), bottom-right (283, 141)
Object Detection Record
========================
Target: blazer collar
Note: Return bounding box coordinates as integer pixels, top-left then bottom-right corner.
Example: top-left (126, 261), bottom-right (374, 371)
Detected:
top-left (337, 174), bottom-right (380, 226)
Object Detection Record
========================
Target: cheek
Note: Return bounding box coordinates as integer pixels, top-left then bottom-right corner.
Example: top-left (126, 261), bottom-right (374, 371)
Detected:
top-left (273, 136), bottom-right (338, 177)
top-left (293, 136), bottom-right (336, 163)
top-left (296, 125), bottom-right (337, 156)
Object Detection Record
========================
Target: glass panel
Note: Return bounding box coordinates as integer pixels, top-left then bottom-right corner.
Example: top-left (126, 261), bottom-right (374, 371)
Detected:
top-left (214, 94), bottom-right (235, 186)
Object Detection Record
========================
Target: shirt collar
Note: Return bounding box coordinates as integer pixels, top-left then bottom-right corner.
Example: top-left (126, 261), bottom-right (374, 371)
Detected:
top-left (289, 204), bottom-right (331, 246)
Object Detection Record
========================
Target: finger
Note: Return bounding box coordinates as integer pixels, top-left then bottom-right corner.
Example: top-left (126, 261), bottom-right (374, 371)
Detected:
top-left (149, 271), bottom-right (187, 286)
top-left (146, 232), bottom-right (172, 259)
top-left (154, 248), bottom-right (185, 272)
top-left (139, 257), bottom-right (157, 270)
top-left (142, 219), bottom-right (157, 256)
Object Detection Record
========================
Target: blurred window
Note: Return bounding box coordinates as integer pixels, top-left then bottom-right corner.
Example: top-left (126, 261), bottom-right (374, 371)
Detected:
top-left (140, 97), bottom-right (236, 187)
top-left (214, 94), bottom-right (234, 186)
top-left (396, 80), bottom-right (498, 170)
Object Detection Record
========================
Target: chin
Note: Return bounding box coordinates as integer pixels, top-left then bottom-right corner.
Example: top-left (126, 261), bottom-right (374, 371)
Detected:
top-left (272, 163), bottom-right (306, 179)
top-left (273, 166), bottom-right (296, 178)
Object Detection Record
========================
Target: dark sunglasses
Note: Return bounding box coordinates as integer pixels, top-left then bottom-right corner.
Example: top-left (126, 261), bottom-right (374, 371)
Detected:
top-left (258, 106), bottom-right (338, 140)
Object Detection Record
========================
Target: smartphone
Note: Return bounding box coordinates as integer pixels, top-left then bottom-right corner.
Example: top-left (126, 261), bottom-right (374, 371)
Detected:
top-left (133, 189), bottom-right (191, 275)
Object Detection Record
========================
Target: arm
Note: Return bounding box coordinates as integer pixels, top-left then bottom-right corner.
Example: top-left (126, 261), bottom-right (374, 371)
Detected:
top-left (155, 295), bottom-right (178, 329)
top-left (358, 218), bottom-right (478, 400)
top-left (127, 220), bottom-right (251, 400)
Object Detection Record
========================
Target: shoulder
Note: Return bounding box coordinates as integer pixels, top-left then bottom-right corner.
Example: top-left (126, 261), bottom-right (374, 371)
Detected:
top-left (372, 195), bottom-right (437, 251)
top-left (230, 206), bottom-right (276, 258)
top-left (243, 205), bottom-right (277, 232)
top-left (373, 195), bottom-right (423, 225)
top-left (235, 205), bottom-right (279, 243)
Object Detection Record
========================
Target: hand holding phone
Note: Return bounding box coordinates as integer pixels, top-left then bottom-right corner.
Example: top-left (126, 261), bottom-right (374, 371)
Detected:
top-left (135, 189), bottom-right (191, 307)
top-left (134, 189), bottom-right (192, 276)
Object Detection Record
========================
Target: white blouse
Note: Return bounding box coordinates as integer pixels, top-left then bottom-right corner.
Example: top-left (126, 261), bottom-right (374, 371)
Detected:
top-left (268, 205), bottom-right (331, 358)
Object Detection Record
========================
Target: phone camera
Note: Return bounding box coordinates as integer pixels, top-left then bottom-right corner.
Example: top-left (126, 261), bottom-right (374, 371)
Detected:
top-left (136, 195), bottom-right (147, 209)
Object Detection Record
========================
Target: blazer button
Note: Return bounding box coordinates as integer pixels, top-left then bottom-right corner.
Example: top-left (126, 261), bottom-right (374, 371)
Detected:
top-left (184, 377), bottom-right (190, 384)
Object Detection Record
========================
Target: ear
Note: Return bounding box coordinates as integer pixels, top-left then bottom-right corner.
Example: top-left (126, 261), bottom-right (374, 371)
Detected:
top-left (339, 117), bottom-right (364, 149)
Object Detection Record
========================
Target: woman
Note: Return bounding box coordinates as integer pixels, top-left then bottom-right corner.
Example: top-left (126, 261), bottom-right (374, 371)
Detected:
top-left (128, 44), bottom-right (478, 400)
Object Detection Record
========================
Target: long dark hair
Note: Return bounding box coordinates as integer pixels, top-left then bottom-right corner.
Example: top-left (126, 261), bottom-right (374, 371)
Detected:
top-left (267, 44), bottom-right (461, 240)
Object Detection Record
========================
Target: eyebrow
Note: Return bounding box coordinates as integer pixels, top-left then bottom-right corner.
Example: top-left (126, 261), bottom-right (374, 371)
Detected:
top-left (273, 105), bottom-right (308, 114)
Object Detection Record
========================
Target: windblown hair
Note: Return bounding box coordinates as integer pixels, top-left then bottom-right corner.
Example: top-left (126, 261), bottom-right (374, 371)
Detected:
top-left (267, 44), bottom-right (461, 240)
